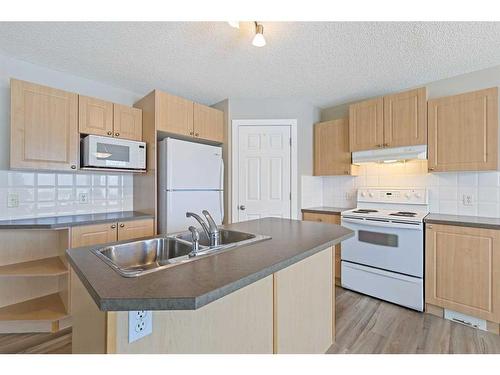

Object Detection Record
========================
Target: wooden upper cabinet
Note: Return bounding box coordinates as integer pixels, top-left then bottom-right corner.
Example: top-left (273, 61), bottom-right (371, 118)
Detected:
top-left (113, 104), bottom-right (142, 141)
top-left (428, 87), bottom-right (498, 172)
top-left (117, 219), bottom-right (155, 241)
top-left (425, 224), bottom-right (500, 323)
top-left (193, 103), bottom-right (224, 143)
top-left (78, 95), bottom-right (114, 137)
top-left (383, 87), bottom-right (427, 148)
top-left (314, 119), bottom-right (356, 176)
top-left (71, 223), bottom-right (118, 248)
top-left (157, 91), bottom-right (194, 136)
top-left (10, 79), bottom-right (79, 171)
top-left (349, 97), bottom-right (384, 151)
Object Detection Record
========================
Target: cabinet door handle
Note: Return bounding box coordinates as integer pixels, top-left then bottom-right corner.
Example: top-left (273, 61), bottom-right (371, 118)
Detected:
top-left (383, 143), bottom-right (389, 147)
top-left (70, 165), bottom-right (77, 170)
top-left (189, 131), bottom-right (194, 136)
top-left (111, 224), bottom-right (117, 229)
top-left (195, 133), bottom-right (199, 137)
top-left (107, 131), bottom-right (112, 135)
top-left (429, 167), bottom-right (435, 171)
top-left (115, 132), bottom-right (120, 137)
top-left (119, 223), bottom-right (125, 228)
top-left (427, 225), bottom-right (433, 229)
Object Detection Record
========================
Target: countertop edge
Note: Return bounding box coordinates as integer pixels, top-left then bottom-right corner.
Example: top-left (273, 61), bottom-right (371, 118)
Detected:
top-left (301, 207), bottom-right (350, 215)
top-left (80, 230), bottom-right (354, 311)
top-left (0, 211), bottom-right (154, 229)
top-left (424, 215), bottom-right (500, 230)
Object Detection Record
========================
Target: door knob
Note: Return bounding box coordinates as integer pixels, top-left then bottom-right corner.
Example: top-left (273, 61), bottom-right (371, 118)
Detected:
top-left (239, 205), bottom-right (246, 210)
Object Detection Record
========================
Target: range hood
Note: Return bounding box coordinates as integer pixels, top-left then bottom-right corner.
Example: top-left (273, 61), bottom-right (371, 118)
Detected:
top-left (352, 145), bottom-right (427, 164)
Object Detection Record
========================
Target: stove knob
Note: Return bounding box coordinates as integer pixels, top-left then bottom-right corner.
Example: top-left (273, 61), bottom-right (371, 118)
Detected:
top-left (405, 192), bottom-right (411, 199)
top-left (415, 193), bottom-right (421, 199)
top-left (360, 191), bottom-right (366, 197)
top-left (368, 192), bottom-right (374, 198)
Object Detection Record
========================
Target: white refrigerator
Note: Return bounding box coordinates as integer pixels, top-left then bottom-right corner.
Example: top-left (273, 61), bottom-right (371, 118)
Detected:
top-left (158, 138), bottom-right (224, 234)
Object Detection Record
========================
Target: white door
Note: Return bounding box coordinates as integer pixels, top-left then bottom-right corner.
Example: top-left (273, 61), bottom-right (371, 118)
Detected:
top-left (236, 125), bottom-right (291, 222)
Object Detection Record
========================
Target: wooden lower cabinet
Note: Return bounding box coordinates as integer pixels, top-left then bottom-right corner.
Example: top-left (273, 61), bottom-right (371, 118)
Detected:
top-left (302, 211), bottom-right (342, 286)
top-left (71, 219), bottom-right (154, 248)
top-left (117, 219), bottom-right (155, 241)
top-left (425, 223), bottom-right (500, 323)
top-left (71, 223), bottom-right (118, 248)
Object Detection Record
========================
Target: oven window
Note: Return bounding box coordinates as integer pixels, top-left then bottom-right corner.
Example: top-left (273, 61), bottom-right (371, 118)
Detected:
top-left (358, 230), bottom-right (398, 247)
top-left (96, 143), bottom-right (130, 162)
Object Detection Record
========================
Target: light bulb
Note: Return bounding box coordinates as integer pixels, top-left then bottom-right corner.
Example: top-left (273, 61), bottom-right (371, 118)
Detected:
top-left (227, 21), bottom-right (240, 29)
top-left (252, 23), bottom-right (266, 47)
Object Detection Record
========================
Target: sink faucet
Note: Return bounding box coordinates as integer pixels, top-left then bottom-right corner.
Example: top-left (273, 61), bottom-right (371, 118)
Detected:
top-left (188, 226), bottom-right (200, 257)
top-left (186, 210), bottom-right (220, 247)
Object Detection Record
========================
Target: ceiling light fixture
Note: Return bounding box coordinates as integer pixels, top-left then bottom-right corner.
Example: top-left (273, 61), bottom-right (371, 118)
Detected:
top-left (252, 22), bottom-right (266, 47)
top-left (227, 21), bottom-right (240, 29)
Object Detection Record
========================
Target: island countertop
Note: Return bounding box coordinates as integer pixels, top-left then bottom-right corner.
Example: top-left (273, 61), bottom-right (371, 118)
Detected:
top-left (66, 217), bottom-right (353, 311)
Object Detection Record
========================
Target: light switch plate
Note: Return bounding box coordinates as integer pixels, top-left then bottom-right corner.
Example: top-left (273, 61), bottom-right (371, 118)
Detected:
top-left (128, 310), bottom-right (152, 343)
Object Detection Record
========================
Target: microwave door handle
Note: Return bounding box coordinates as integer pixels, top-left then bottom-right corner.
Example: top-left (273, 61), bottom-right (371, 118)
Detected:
top-left (341, 217), bottom-right (423, 230)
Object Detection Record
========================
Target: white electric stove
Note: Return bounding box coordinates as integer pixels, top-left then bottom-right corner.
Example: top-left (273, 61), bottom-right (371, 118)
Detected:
top-left (340, 188), bottom-right (429, 311)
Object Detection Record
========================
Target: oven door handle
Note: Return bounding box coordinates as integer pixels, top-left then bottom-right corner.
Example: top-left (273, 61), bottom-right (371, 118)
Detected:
top-left (341, 217), bottom-right (423, 230)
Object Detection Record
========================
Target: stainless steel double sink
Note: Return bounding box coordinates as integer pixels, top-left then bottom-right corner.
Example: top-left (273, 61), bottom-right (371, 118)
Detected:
top-left (91, 229), bottom-right (271, 277)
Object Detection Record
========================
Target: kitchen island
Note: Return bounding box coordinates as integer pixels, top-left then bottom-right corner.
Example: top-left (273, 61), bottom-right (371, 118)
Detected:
top-left (67, 217), bottom-right (353, 354)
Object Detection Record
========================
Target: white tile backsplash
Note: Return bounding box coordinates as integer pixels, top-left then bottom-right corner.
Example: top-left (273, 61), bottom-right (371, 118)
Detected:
top-left (0, 170), bottom-right (134, 220)
top-left (306, 159), bottom-right (500, 218)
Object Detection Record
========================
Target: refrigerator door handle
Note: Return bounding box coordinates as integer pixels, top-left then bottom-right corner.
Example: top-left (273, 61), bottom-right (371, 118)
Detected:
top-left (220, 190), bottom-right (224, 224)
top-left (219, 157), bottom-right (224, 191)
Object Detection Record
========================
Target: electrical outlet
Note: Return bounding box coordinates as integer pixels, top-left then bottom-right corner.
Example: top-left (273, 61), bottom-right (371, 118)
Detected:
top-left (128, 310), bottom-right (152, 343)
top-left (78, 192), bottom-right (89, 204)
top-left (344, 192), bottom-right (353, 201)
top-left (462, 194), bottom-right (473, 206)
top-left (7, 193), bottom-right (19, 208)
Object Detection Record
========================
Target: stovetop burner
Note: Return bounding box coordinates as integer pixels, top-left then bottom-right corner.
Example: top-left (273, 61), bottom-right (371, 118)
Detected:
top-left (352, 209), bottom-right (378, 214)
top-left (389, 211), bottom-right (417, 217)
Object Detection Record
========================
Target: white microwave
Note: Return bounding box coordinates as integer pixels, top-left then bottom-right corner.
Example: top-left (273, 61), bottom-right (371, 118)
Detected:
top-left (81, 135), bottom-right (146, 170)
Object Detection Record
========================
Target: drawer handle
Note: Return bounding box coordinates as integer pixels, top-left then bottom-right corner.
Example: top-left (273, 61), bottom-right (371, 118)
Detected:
top-left (317, 218), bottom-right (322, 222)
top-left (119, 223), bottom-right (125, 228)
top-left (111, 224), bottom-right (116, 229)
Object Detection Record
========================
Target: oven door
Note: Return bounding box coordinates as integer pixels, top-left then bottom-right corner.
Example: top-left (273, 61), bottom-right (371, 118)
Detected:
top-left (340, 217), bottom-right (423, 277)
top-left (85, 136), bottom-right (145, 169)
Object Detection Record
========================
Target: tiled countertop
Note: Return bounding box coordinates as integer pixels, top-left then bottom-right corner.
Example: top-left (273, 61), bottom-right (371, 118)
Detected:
top-left (0, 211), bottom-right (154, 229)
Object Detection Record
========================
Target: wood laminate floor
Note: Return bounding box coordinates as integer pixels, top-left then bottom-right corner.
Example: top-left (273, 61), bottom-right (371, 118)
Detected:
top-left (328, 287), bottom-right (500, 354)
top-left (1, 288), bottom-right (499, 354)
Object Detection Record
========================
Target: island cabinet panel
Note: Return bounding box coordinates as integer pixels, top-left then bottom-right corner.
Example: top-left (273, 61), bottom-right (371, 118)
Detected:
top-left (70, 223), bottom-right (118, 248)
top-left (10, 79), bottom-right (79, 171)
top-left (314, 118), bottom-right (357, 176)
top-left (427, 87), bottom-right (498, 172)
top-left (157, 91), bottom-right (194, 137)
top-left (274, 247), bottom-right (333, 354)
top-left (383, 87), bottom-right (427, 148)
top-left (116, 219), bottom-right (154, 241)
top-left (113, 103), bottom-right (143, 141)
top-left (349, 97), bottom-right (384, 152)
top-left (78, 95), bottom-right (114, 137)
top-left (302, 212), bottom-right (342, 285)
top-left (425, 224), bottom-right (500, 323)
top-left (111, 276), bottom-right (274, 354)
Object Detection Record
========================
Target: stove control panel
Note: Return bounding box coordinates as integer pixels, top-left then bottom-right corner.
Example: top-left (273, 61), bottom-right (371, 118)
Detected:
top-left (358, 188), bottom-right (427, 204)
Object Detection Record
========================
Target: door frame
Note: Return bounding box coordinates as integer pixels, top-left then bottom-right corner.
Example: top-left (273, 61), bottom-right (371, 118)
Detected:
top-left (231, 119), bottom-right (298, 222)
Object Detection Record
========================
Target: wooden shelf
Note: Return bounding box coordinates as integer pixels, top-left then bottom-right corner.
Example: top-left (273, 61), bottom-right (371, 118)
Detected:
top-left (0, 293), bottom-right (68, 322)
top-left (0, 257), bottom-right (68, 277)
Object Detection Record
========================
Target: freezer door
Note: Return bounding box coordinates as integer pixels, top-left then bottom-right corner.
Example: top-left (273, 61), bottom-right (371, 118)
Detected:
top-left (165, 138), bottom-right (223, 190)
top-left (160, 190), bottom-right (224, 234)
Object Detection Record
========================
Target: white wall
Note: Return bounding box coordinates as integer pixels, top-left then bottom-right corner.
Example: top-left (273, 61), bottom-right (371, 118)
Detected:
top-left (0, 54), bottom-right (143, 220)
top-left (314, 64), bottom-right (500, 218)
top-left (227, 98), bottom-right (320, 220)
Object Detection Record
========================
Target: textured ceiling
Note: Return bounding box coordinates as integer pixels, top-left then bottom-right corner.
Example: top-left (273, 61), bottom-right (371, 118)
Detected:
top-left (0, 22), bottom-right (500, 108)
